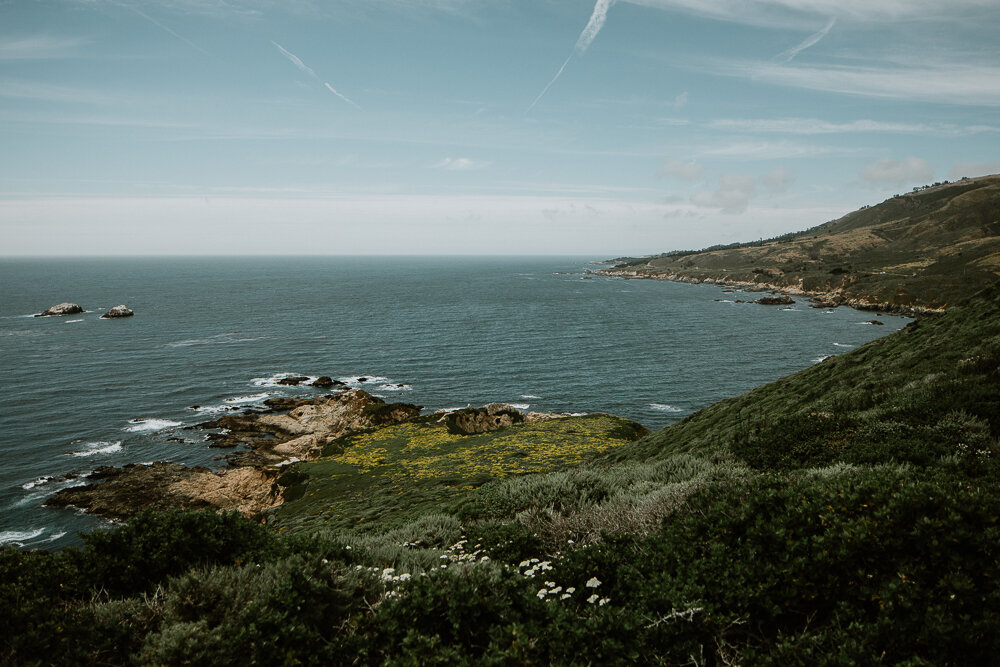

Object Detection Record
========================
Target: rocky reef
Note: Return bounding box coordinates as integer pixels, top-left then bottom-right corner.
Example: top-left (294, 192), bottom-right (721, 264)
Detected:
top-left (36, 302), bottom-right (84, 317)
top-left (101, 305), bottom-right (134, 318)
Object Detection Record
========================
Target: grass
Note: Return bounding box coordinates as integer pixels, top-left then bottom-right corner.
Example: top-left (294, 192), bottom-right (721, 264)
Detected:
top-left (269, 413), bottom-right (648, 533)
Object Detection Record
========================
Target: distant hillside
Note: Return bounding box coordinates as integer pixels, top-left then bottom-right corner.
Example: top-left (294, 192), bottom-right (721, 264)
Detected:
top-left (603, 174), bottom-right (1000, 311)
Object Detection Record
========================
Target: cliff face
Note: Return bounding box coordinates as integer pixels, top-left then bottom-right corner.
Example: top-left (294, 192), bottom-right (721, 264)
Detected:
top-left (601, 174), bottom-right (1000, 311)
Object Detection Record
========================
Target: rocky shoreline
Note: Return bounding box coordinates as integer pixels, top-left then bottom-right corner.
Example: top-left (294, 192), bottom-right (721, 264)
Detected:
top-left (45, 388), bottom-right (588, 522)
top-left (592, 267), bottom-right (944, 317)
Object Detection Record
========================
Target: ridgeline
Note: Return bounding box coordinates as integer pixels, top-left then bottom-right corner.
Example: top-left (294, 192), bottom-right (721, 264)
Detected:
top-left (4, 179), bottom-right (1000, 664)
top-left (600, 174), bottom-right (1000, 314)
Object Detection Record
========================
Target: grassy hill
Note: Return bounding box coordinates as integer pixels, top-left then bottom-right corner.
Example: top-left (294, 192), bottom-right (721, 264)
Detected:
top-left (607, 174), bottom-right (1000, 310)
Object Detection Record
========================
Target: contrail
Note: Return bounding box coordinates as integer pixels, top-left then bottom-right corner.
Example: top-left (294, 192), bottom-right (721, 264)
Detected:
top-left (272, 40), bottom-right (361, 109)
top-left (774, 17), bottom-right (836, 64)
top-left (126, 5), bottom-right (210, 56)
top-left (528, 0), bottom-right (615, 112)
top-left (271, 40), bottom-right (320, 79)
top-left (324, 82), bottom-right (361, 110)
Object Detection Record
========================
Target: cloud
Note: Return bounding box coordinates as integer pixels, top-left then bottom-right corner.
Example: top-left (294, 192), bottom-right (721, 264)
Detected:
top-left (622, 0), bottom-right (993, 28)
top-left (528, 0), bottom-right (616, 112)
top-left (432, 157), bottom-right (489, 170)
top-left (0, 36), bottom-right (88, 60)
top-left (701, 139), bottom-right (845, 159)
top-left (773, 17), bottom-right (835, 63)
top-left (670, 91), bottom-right (688, 108)
top-left (947, 161), bottom-right (1000, 180)
top-left (760, 167), bottom-right (793, 194)
top-left (717, 59), bottom-right (1000, 107)
top-left (272, 41), bottom-right (360, 108)
top-left (708, 117), bottom-right (1000, 136)
top-left (691, 173), bottom-right (757, 214)
top-left (661, 160), bottom-right (702, 180)
top-left (860, 157), bottom-right (933, 184)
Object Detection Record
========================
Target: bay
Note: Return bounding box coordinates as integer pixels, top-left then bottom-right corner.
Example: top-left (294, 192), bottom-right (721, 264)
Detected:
top-left (0, 256), bottom-right (908, 549)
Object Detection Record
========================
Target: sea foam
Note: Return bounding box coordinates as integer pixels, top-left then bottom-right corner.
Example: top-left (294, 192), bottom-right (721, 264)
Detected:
top-left (124, 419), bottom-right (182, 432)
top-left (0, 528), bottom-right (45, 546)
top-left (649, 403), bottom-right (683, 413)
top-left (70, 440), bottom-right (123, 457)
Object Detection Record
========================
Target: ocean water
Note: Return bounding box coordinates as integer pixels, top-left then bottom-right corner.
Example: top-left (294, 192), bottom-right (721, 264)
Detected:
top-left (0, 256), bottom-right (909, 549)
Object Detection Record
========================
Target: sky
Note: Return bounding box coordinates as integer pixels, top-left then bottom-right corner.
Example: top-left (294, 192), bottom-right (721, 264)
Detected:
top-left (1, 0), bottom-right (999, 256)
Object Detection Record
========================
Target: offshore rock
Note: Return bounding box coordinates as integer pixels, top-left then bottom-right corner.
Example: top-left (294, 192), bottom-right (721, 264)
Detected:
top-left (312, 376), bottom-right (338, 388)
top-left (445, 403), bottom-right (526, 435)
top-left (277, 376), bottom-right (309, 386)
top-left (754, 294), bottom-right (795, 306)
top-left (36, 302), bottom-right (84, 317)
top-left (102, 304), bottom-right (134, 318)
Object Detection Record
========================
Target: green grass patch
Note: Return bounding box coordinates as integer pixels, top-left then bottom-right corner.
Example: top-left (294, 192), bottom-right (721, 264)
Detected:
top-left (269, 414), bottom-right (647, 533)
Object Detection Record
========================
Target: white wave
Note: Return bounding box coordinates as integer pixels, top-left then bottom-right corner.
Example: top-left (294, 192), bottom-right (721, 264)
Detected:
top-left (436, 407), bottom-right (465, 413)
top-left (0, 528), bottom-right (45, 546)
top-left (650, 403), bottom-right (683, 413)
top-left (339, 375), bottom-right (389, 386)
top-left (167, 332), bottom-right (260, 348)
top-left (123, 418), bottom-right (182, 432)
top-left (566, 412), bottom-right (588, 417)
top-left (510, 403), bottom-right (531, 410)
top-left (65, 319), bottom-right (84, 323)
top-left (832, 342), bottom-right (855, 348)
top-left (813, 355), bottom-right (835, 363)
top-left (520, 394), bottom-right (542, 399)
top-left (225, 392), bottom-right (272, 404)
top-left (189, 404), bottom-right (237, 414)
top-left (22, 475), bottom-right (53, 490)
top-left (70, 440), bottom-right (123, 457)
top-left (251, 372), bottom-right (304, 387)
top-left (378, 383), bottom-right (412, 392)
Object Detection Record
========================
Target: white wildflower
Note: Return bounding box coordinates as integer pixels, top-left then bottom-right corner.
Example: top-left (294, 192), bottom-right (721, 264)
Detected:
top-left (599, 597), bottom-right (610, 606)
top-left (587, 594), bottom-right (599, 604)
top-left (586, 577), bottom-right (602, 588)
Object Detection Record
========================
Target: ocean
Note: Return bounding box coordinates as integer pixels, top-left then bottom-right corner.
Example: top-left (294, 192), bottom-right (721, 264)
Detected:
top-left (0, 256), bottom-right (909, 549)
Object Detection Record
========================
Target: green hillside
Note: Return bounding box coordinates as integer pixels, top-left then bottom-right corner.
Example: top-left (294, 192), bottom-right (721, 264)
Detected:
top-left (4, 181), bottom-right (1000, 663)
top-left (607, 174), bottom-right (1000, 310)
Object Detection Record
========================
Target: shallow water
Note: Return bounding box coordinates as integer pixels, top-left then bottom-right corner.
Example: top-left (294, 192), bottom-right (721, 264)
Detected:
top-left (0, 256), bottom-right (909, 548)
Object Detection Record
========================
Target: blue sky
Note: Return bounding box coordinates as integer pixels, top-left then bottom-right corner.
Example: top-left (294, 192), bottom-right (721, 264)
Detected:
top-left (1, 0), bottom-right (998, 255)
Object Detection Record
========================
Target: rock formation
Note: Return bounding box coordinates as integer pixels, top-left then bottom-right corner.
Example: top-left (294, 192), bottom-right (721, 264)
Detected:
top-left (445, 403), bottom-right (526, 435)
top-left (754, 294), bottom-right (795, 306)
top-left (36, 302), bottom-right (83, 317)
top-left (48, 390), bottom-right (422, 519)
top-left (101, 305), bottom-right (134, 318)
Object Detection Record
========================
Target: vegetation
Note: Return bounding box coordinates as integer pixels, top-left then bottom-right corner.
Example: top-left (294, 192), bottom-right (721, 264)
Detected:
top-left (609, 174), bottom-right (1000, 310)
top-left (4, 282), bottom-right (998, 664)
top-left (4, 182), bottom-right (1000, 663)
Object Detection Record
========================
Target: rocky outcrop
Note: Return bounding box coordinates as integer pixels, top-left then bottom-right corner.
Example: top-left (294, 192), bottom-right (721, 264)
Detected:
top-left (312, 376), bottom-right (342, 388)
top-left (445, 403), bottom-right (526, 435)
top-left (754, 294), bottom-right (795, 306)
top-left (101, 305), bottom-right (134, 318)
top-left (46, 462), bottom-right (282, 520)
top-left (277, 376), bottom-right (309, 386)
top-left (36, 302), bottom-right (83, 317)
top-left (48, 390), bottom-right (423, 520)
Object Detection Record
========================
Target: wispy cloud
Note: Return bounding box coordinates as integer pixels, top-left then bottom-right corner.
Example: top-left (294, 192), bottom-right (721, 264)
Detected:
top-left (774, 17), bottom-right (835, 63)
top-left (528, 0), bottom-right (616, 112)
top-left (860, 157), bottom-right (933, 185)
top-left (660, 159), bottom-right (702, 180)
top-left (716, 59), bottom-right (1000, 107)
top-left (0, 79), bottom-right (114, 105)
top-left (690, 167), bottom-right (795, 214)
top-left (271, 41), bottom-right (361, 109)
top-left (0, 36), bottom-right (89, 60)
top-left (622, 0), bottom-right (993, 28)
top-left (948, 161), bottom-right (1000, 180)
top-left (708, 117), bottom-right (999, 135)
top-left (432, 157), bottom-right (489, 171)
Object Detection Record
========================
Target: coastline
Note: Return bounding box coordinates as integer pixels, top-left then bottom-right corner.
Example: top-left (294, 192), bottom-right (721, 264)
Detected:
top-left (593, 266), bottom-right (944, 318)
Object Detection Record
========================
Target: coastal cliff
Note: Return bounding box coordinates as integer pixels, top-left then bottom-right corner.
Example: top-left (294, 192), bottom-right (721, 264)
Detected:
top-left (598, 174), bottom-right (1000, 314)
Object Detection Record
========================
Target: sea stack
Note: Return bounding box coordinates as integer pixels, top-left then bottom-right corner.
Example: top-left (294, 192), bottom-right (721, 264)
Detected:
top-left (754, 295), bottom-right (795, 306)
top-left (102, 305), bottom-right (134, 318)
top-left (36, 302), bottom-right (84, 317)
